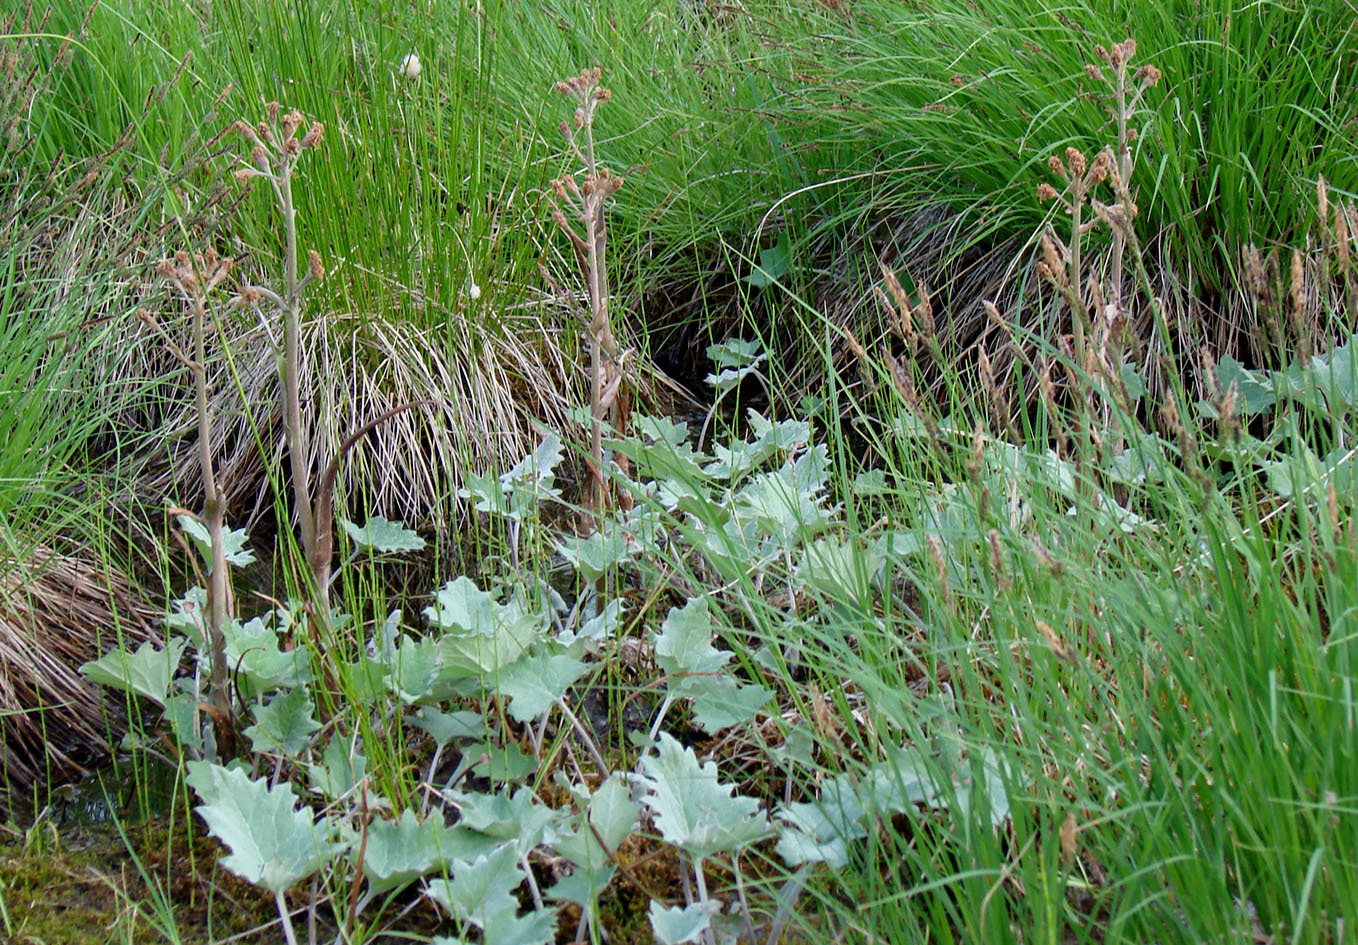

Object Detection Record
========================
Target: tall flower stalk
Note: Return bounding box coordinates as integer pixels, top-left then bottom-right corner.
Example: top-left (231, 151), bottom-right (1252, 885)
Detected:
top-left (547, 68), bottom-right (629, 527)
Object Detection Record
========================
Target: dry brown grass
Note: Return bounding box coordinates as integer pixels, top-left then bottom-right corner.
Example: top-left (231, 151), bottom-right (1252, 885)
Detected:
top-left (0, 541), bottom-right (157, 811)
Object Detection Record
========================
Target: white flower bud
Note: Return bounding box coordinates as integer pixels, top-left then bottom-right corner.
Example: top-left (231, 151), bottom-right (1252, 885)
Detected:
top-left (466, 281), bottom-right (482, 300)
top-left (399, 53), bottom-right (421, 81)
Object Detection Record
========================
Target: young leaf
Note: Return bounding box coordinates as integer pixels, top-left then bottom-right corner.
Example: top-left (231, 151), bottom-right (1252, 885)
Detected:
top-left (653, 598), bottom-right (729, 679)
top-left (466, 741), bottom-right (538, 783)
top-left (636, 732), bottom-right (771, 859)
top-left (484, 908), bottom-right (557, 945)
top-left (307, 735), bottom-right (367, 801)
top-left (340, 515), bottom-right (425, 553)
top-left (81, 637), bottom-right (187, 707)
top-left (679, 675), bottom-right (772, 733)
top-left (185, 761), bottom-right (347, 895)
top-left (384, 635), bottom-right (444, 704)
top-left (444, 786), bottom-right (555, 846)
top-left (223, 614), bottom-right (311, 693)
top-left (361, 808), bottom-right (483, 894)
top-left (558, 597), bottom-right (623, 648)
top-left (409, 707), bottom-right (485, 745)
top-left (556, 527), bottom-right (634, 582)
top-left (176, 514), bottom-right (257, 567)
top-left (495, 652), bottom-right (590, 723)
top-left (551, 774), bottom-right (638, 905)
top-left (742, 235), bottom-right (790, 288)
top-left (244, 687), bottom-right (321, 756)
top-left (425, 843), bottom-right (524, 930)
top-left (649, 900), bottom-right (721, 945)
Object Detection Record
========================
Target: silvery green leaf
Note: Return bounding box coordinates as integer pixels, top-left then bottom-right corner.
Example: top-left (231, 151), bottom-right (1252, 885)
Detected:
top-left (1263, 445), bottom-right (1356, 498)
top-left (852, 468), bottom-right (890, 495)
top-left (503, 432), bottom-right (564, 498)
top-left (222, 614), bottom-right (311, 693)
top-left (425, 577), bottom-right (498, 634)
top-left (466, 741), bottom-right (538, 783)
top-left (796, 539), bottom-right (882, 606)
top-left (1213, 355), bottom-right (1276, 415)
top-left (409, 707), bottom-right (485, 745)
top-left (81, 637), bottom-right (186, 707)
top-left (649, 900), bottom-right (721, 944)
top-left (244, 687), bottom-right (321, 756)
top-left (308, 736), bottom-right (366, 801)
top-left (703, 439), bottom-right (761, 481)
top-left (705, 361), bottom-right (763, 396)
top-left (556, 527), bottom-right (633, 582)
top-left (559, 597), bottom-right (623, 648)
top-left (547, 865), bottom-right (616, 907)
top-left (552, 773), bottom-right (638, 904)
top-left (1119, 362), bottom-right (1148, 402)
top-left (637, 733), bottom-right (771, 859)
top-left (742, 234), bottom-right (790, 289)
top-left (484, 908), bottom-right (557, 945)
top-left (948, 750), bottom-right (1014, 828)
top-left (163, 586), bottom-right (208, 648)
top-left (677, 675), bottom-right (772, 733)
top-left (636, 414), bottom-right (691, 446)
top-left (434, 604), bottom-right (539, 679)
top-left (163, 690), bottom-right (204, 752)
top-left (361, 808), bottom-right (467, 893)
top-left (496, 652), bottom-right (590, 722)
top-left (614, 437), bottom-right (708, 486)
top-left (384, 635), bottom-right (443, 704)
top-left (708, 338), bottom-right (764, 370)
top-left (737, 468), bottom-right (830, 543)
top-left (586, 774), bottom-right (639, 852)
top-left (653, 598), bottom-right (729, 678)
top-left (185, 761), bottom-right (347, 895)
top-left (747, 412), bottom-right (811, 453)
top-left (445, 786), bottom-right (555, 845)
top-left (458, 471), bottom-right (511, 517)
top-left (775, 774), bottom-right (869, 868)
top-left (176, 514), bottom-right (257, 567)
top-left (426, 844), bottom-right (523, 930)
top-left (340, 515), bottom-right (425, 553)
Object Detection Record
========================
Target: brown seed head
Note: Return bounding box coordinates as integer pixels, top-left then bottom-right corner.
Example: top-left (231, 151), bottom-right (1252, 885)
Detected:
top-left (266, 101), bottom-right (280, 123)
top-left (1290, 249), bottom-right (1305, 321)
top-left (1317, 175), bottom-right (1329, 230)
top-left (308, 249), bottom-right (324, 281)
top-left (1040, 234), bottom-right (1066, 284)
top-left (1243, 244), bottom-right (1267, 299)
top-left (1088, 151), bottom-right (1110, 186)
top-left (1037, 182), bottom-right (1060, 202)
top-left (300, 121), bottom-right (323, 149)
top-left (1136, 64), bottom-right (1161, 88)
top-left (281, 109), bottom-right (303, 142)
top-left (1047, 154), bottom-right (1066, 179)
top-left (1085, 62), bottom-right (1105, 83)
top-left (1336, 207), bottom-right (1351, 267)
top-left (1065, 147), bottom-right (1087, 180)
top-left (256, 121), bottom-right (273, 145)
